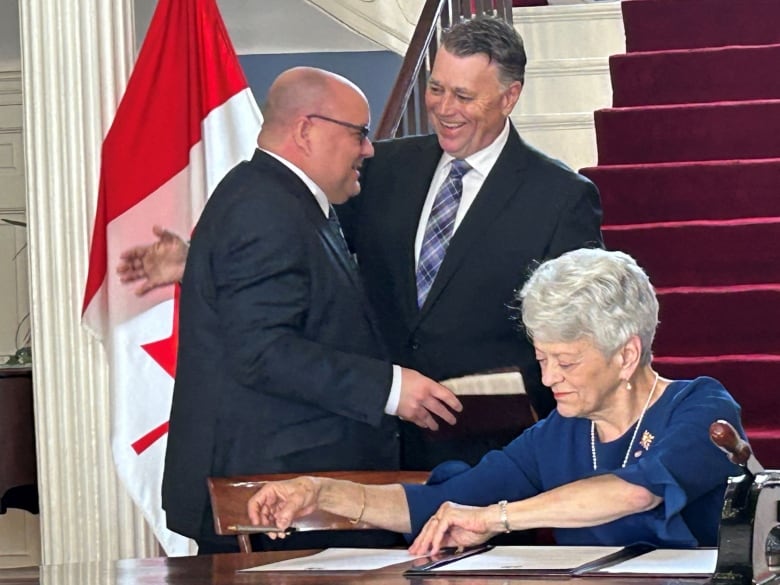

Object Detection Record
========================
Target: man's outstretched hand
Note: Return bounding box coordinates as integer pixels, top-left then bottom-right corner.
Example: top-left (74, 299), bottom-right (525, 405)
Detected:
top-left (117, 225), bottom-right (189, 296)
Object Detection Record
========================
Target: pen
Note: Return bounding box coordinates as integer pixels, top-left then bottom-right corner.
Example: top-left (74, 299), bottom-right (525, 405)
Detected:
top-left (226, 524), bottom-right (298, 534)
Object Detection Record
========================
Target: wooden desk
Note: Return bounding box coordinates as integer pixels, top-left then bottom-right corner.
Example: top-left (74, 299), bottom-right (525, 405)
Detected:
top-left (0, 366), bottom-right (37, 515)
top-left (0, 550), bottom-right (711, 585)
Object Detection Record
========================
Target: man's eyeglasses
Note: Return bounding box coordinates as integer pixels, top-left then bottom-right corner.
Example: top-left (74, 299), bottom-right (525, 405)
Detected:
top-left (307, 114), bottom-right (370, 141)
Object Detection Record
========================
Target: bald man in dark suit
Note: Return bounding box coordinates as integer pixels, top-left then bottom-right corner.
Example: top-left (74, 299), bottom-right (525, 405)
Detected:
top-left (161, 67), bottom-right (461, 554)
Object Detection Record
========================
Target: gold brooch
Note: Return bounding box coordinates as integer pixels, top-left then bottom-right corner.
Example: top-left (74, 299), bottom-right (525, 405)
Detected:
top-left (640, 430), bottom-right (655, 450)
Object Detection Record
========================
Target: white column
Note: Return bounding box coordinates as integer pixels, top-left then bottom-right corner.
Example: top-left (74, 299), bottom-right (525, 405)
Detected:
top-left (18, 0), bottom-right (159, 563)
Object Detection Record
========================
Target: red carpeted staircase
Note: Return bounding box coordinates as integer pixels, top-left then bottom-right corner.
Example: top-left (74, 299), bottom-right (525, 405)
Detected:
top-left (581, 0), bottom-right (780, 466)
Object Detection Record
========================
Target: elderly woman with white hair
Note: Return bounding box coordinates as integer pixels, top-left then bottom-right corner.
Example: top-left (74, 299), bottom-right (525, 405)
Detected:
top-left (247, 248), bottom-right (744, 552)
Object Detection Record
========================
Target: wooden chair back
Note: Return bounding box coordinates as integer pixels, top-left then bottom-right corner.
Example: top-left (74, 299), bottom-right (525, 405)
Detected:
top-left (207, 470), bottom-right (429, 553)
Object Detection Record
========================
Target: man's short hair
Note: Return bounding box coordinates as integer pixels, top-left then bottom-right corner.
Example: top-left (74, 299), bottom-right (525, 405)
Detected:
top-left (440, 16), bottom-right (527, 85)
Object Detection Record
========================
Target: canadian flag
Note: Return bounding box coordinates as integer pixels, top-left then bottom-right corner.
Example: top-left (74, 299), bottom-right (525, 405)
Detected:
top-left (81, 0), bottom-right (262, 555)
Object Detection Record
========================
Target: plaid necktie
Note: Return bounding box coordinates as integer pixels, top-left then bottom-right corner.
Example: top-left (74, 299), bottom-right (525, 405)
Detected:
top-left (415, 159), bottom-right (471, 308)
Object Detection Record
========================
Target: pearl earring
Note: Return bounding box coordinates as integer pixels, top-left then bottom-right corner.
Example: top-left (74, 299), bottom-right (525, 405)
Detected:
top-left (626, 381), bottom-right (632, 391)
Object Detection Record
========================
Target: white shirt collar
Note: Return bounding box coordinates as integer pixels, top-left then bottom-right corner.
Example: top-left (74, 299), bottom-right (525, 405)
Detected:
top-left (259, 148), bottom-right (330, 217)
top-left (437, 117), bottom-right (511, 177)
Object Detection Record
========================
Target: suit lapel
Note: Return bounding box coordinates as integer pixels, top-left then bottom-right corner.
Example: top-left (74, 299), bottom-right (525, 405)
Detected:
top-left (390, 137), bottom-right (444, 328)
top-left (304, 198), bottom-right (365, 290)
top-left (250, 150), bottom-right (369, 299)
top-left (315, 210), bottom-right (391, 347)
top-left (290, 174), bottom-right (390, 345)
top-left (414, 127), bottom-right (531, 323)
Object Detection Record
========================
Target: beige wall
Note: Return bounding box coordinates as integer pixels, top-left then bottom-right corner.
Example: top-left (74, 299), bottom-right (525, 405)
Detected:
top-left (0, 71), bottom-right (28, 360)
top-left (0, 71), bottom-right (38, 568)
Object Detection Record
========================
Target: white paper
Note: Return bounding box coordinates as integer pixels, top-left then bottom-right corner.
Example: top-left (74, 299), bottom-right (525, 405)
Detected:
top-left (597, 548), bottom-right (717, 575)
top-left (240, 547), bottom-right (425, 572)
top-left (429, 545), bottom-right (622, 572)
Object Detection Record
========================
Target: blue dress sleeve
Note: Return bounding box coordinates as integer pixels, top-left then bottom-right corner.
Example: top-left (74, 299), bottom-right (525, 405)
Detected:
top-left (402, 421), bottom-right (550, 537)
top-left (611, 377), bottom-right (744, 546)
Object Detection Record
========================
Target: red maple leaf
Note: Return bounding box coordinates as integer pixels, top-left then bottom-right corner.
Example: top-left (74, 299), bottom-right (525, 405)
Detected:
top-left (132, 287), bottom-right (180, 455)
top-left (141, 286), bottom-right (180, 378)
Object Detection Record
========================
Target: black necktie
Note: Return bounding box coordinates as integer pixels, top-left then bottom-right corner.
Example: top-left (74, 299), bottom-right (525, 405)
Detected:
top-left (327, 205), bottom-right (356, 266)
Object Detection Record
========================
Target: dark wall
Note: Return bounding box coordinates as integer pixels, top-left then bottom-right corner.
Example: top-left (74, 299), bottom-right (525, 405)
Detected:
top-left (239, 51), bottom-right (402, 138)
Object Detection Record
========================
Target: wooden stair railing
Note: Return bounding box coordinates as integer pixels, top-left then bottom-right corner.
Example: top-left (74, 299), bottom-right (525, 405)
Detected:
top-left (375, 0), bottom-right (514, 140)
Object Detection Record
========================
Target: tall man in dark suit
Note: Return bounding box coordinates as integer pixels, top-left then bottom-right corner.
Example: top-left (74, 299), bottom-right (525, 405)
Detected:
top-left (161, 67), bottom-right (461, 554)
top-left (120, 18), bottom-right (602, 472)
top-left (338, 17), bottom-right (603, 468)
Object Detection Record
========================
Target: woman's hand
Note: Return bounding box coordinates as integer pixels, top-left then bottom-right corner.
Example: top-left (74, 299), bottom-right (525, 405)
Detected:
top-left (246, 477), bottom-right (320, 539)
top-left (409, 502), bottom-right (500, 555)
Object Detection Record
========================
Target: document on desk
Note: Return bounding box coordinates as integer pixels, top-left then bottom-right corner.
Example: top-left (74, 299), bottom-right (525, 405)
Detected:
top-left (405, 545), bottom-right (625, 576)
top-left (590, 548), bottom-right (717, 576)
top-left (240, 548), bottom-right (425, 572)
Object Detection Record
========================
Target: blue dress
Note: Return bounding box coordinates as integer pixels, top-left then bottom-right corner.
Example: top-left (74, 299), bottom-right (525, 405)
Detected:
top-left (403, 376), bottom-right (744, 547)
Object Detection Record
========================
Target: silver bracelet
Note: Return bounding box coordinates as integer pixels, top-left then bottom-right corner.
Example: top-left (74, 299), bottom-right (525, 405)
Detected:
top-left (498, 500), bottom-right (511, 533)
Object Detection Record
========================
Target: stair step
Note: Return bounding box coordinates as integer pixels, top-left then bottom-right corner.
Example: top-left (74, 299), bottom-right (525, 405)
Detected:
top-left (595, 100), bottom-right (780, 165)
top-left (580, 159), bottom-right (780, 225)
top-left (611, 44), bottom-right (780, 107)
top-left (654, 356), bottom-right (780, 432)
top-left (514, 3), bottom-right (625, 61)
top-left (622, 0), bottom-right (780, 52)
top-left (603, 219), bottom-right (780, 288)
top-left (742, 434), bottom-right (780, 468)
top-left (609, 0), bottom-right (780, 467)
top-left (523, 57), bottom-right (612, 116)
top-left (654, 287), bottom-right (780, 357)
top-left (513, 112), bottom-right (598, 173)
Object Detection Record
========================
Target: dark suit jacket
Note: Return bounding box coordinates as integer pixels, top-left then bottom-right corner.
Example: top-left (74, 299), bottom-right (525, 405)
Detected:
top-left (339, 127), bottom-right (603, 467)
top-left (162, 150), bottom-right (400, 541)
